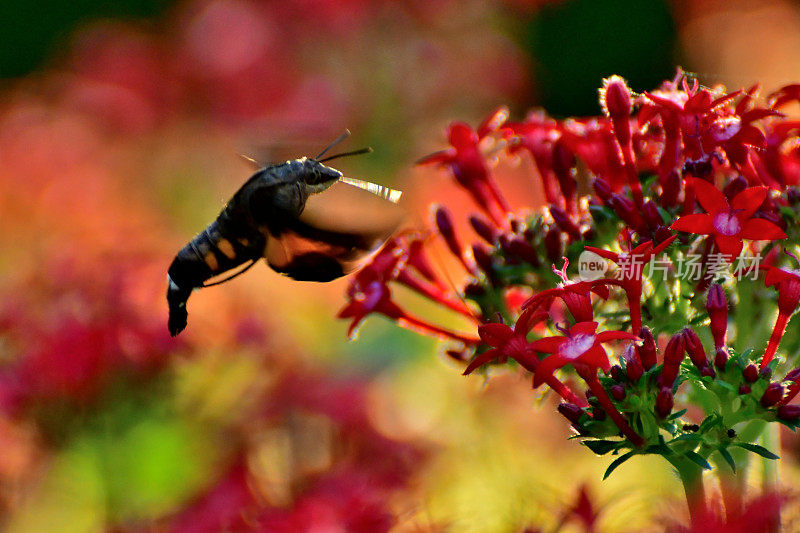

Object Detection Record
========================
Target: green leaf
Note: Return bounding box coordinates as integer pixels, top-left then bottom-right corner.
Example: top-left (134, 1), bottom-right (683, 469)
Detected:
top-left (583, 440), bottom-right (619, 455)
top-left (734, 442), bottom-right (780, 460)
top-left (718, 447), bottom-right (736, 473)
top-left (603, 451), bottom-right (636, 480)
top-left (684, 450), bottom-right (712, 470)
top-left (667, 409), bottom-right (688, 421)
top-left (779, 205), bottom-right (795, 219)
top-left (698, 414), bottom-right (722, 433)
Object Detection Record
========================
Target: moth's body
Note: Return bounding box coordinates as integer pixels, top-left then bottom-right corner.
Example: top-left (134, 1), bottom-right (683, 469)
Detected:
top-left (167, 155), bottom-right (402, 336)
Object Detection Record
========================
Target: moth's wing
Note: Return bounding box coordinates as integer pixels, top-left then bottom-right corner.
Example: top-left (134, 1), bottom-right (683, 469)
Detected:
top-left (264, 180), bottom-right (404, 281)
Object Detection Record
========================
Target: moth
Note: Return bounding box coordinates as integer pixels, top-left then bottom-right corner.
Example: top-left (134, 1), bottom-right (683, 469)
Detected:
top-left (166, 132), bottom-right (404, 336)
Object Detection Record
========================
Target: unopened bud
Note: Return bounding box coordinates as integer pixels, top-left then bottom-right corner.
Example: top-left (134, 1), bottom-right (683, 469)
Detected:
top-left (777, 404), bottom-right (800, 421)
top-left (660, 170), bottom-right (681, 208)
top-left (593, 178), bottom-right (612, 203)
top-left (660, 333), bottom-right (686, 388)
top-left (743, 364), bottom-right (759, 383)
top-left (656, 388), bottom-right (674, 418)
top-left (706, 284), bottom-right (728, 349)
top-left (682, 327), bottom-right (708, 370)
top-left (714, 347), bottom-right (729, 370)
top-left (623, 345), bottom-right (644, 382)
top-left (544, 227), bottom-right (563, 263)
top-left (549, 206), bottom-right (582, 241)
top-left (601, 75), bottom-right (632, 120)
top-left (610, 384), bottom-right (626, 401)
top-left (637, 327), bottom-right (657, 370)
top-left (722, 175), bottom-right (747, 201)
top-left (469, 214), bottom-right (497, 244)
top-left (558, 402), bottom-right (585, 425)
top-left (761, 383), bottom-right (785, 407)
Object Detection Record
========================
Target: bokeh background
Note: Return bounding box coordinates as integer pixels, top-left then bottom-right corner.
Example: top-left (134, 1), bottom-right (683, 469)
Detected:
top-left (2, 0), bottom-right (800, 531)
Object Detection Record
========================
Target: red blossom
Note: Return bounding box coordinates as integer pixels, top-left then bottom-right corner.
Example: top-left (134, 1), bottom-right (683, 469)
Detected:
top-left (670, 178), bottom-right (786, 260)
top-left (418, 107), bottom-right (511, 225)
top-left (529, 321), bottom-right (637, 388)
top-left (585, 235), bottom-right (677, 333)
top-left (761, 259), bottom-right (800, 366)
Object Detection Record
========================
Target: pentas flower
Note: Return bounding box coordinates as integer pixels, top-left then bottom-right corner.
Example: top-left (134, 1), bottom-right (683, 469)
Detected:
top-left (529, 321), bottom-right (642, 445)
top-left (529, 321), bottom-right (638, 388)
top-left (523, 259), bottom-right (611, 323)
top-left (337, 232), bottom-right (479, 341)
top-left (585, 235), bottom-right (677, 333)
top-left (670, 178), bottom-right (786, 260)
top-left (762, 256), bottom-right (800, 366)
top-left (417, 107), bottom-right (511, 226)
top-left (464, 309), bottom-right (585, 406)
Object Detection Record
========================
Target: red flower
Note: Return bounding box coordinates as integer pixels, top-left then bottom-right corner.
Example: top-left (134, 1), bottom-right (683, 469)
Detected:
top-left (670, 178), bottom-right (786, 259)
top-left (463, 309), bottom-right (546, 375)
top-left (585, 235), bottom-right (676, 333)
top-left (761, 258), bottom-right (800, 366)
top-left (464, 310), bottom-right (585, 406)
top-left (529, 321), bottom-right (637, 388)
top-left (417, 107), bottom-right (511, 225)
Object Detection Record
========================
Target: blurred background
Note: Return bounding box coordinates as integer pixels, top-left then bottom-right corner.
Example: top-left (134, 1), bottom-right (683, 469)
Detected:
top-left (1, 0), bottom-right (800, 531)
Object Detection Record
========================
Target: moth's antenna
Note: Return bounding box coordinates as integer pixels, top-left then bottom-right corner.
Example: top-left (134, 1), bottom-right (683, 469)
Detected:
top-left (238, 153), bottom-right (263, 169)
top-left (315, 129), bottom-right (351, 160)
top-left (318, 147), bottom-right (372, 163)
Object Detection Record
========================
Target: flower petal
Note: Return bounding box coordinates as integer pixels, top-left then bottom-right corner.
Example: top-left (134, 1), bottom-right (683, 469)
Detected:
top-left (570, 321), bottom-right (599, 336)
top-left (740, 218), bottom-right (788, 241)
top-left (463, 348), bottom-right (501, 375)
top-left (670, 213), bottom-right (714, 235)
top-left (714, 235), bottom-right (743, 260)
top-left (731, 186), bottom-right (767, 218)
top-left (529, 336), bottom-right (567, 354)
top-left (478, 323), bottom-right (514, 346)
top-left (532, 354), bottom-right (568, 388)
top-left (596, 330), bottom-right (640, 343)
top-left (692, 178), bottom-right (729, 215)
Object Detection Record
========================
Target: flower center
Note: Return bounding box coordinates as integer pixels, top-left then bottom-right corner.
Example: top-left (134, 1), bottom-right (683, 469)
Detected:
top-left (712, 210), bottom-right (742, 236)
top-left (561, 334), bottom-right (596, 360)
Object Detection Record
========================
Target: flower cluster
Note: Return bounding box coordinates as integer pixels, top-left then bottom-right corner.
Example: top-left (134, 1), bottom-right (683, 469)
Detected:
top-left (340, 71), bottom-right (800, 525)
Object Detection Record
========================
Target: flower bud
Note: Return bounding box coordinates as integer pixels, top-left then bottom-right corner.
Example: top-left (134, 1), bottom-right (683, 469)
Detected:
top-left (464, 282), bottom-right (485, 298)
top-left (608, 194), bottom-right (644, 229)
top-left (739, 384), bottom-right (751, 395)
top-left (435, 206), bottom-right (463, 259)
top-left (549, 206), bottom-right (582, 241)
top-left (723, 175), bottom-right (747, 201)
top-left (552, 140), bottom-right (577, 204)
top-left (609, 365), bottom-right (623, 382)
top-left (706, 284), bottom-right (728, 349)
top-left (759, 366), bottom-right (773, 380)
top-left (743, 364), bottom-right (759, 383)
top-left (503, 237), bottom-right (540, 267)
top-left (682, 327), bottom-right (708, 370)
top-left (544, 227), bottom-right (563, 264)
top-left (701, 366), bottom-right (716, 379)
top-left (761, 383), bottom-right (785, 407)
top-left (653, 226), bottom-right (673, 246)
top-left (660, 170), bottom-right (681, 208)
top-left (637, 327), bottom-right (657, 370)
top-left (472, 243), bottom-right (494, 279)
top-left (601, 75), bottom-right (632, 120)
top-left (610, 384), bottom-right (626, 401)
top-left (660, 333), bottom-right (685, 388)
top-left (777, 404), bottom-right (800, 421)
top-left (592, 178), bottom-right (612, 203)
top-left (558, 402), bottom-right (585, 425)
top-left (469, 214), bottom-right (497, 244)
top-left (642, 200), bottom-right (663, 230)
top-left (623, 345), bottom-right (644, 382)
top-left (714, 347), bottom-right (728, 370)
top-left (656, 388), bottom-right (674, 418)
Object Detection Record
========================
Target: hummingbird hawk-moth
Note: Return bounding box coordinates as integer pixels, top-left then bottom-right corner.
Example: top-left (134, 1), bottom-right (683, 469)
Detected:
top-left (166, 133), bottom-right (403, 336)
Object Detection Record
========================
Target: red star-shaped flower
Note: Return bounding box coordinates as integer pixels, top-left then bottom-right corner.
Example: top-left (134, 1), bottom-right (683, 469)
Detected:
top-left (761, 257), bottom-right (800, 366)
top-left (670, 178), bottom-right (786, 259)
top-left (463, 308), bottom-right (547, 375)
top-left (529, 321), bottom-right (637, 388)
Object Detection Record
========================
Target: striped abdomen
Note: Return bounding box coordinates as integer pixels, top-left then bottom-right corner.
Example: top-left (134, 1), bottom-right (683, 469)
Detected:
top-left (167, 213), bottom-right (265, 336)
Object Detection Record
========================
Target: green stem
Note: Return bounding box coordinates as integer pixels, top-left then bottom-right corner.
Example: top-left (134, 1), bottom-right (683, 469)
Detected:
top-left (668, 455), bottom-right (707, 527)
